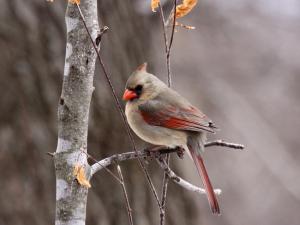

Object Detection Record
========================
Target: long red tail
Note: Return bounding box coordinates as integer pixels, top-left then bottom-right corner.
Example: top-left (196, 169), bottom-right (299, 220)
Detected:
top-left (191, 151), bottom-right (220, 214)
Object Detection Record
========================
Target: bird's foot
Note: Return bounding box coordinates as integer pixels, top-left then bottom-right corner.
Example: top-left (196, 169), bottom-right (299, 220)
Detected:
top-left (144, 146), bottom-right (184, 159)
top-left (144, 146), bottom-right (164, 159)
top-left (175, 146), bottom-right (185, 159)
top-left (144, 145), bottom-right (175, 158)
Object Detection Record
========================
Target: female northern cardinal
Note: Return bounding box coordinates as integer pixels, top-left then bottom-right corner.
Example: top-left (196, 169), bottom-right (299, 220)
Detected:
top-left (123, 63), bottom-right (220, 214)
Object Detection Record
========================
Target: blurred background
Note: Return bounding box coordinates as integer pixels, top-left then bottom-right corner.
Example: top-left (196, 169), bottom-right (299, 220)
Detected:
top-left (1, 0), bottom-right (300, 224)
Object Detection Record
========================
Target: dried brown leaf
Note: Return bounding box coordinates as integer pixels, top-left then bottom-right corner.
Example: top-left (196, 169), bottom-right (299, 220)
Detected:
top-left (175, 0), bottom-right (197, 18)
top-left (151, 0), bottom-right (160, 12)
top-left (69, 0), bottom-right (80, 4)
top-left (73, 164), bottom-right (91, 188)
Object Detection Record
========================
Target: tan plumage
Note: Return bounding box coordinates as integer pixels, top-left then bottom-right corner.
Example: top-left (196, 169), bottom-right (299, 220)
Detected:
top-left (123, 63), bottom-right (220, 214)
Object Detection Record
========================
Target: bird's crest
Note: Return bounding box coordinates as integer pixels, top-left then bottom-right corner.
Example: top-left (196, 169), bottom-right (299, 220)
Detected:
top-left (136, 62), bottom-right (148, 72)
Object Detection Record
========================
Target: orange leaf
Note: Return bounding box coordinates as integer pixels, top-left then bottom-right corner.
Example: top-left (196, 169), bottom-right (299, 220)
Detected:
top-left (73, 164), bottom-right (91, 188)
top-left (151, 0), bottom-right (160, 12)
top-left (175, 0), bottom-right (197, 18)
top-left (69, 0), bottom-right (80, 4)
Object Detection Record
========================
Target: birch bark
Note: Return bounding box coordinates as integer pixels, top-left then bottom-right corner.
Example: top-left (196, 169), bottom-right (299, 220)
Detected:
top-left (54, 1), bottom-right (99, 225)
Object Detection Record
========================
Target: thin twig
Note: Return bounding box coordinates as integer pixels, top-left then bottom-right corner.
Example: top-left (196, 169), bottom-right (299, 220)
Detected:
top-left (80, 149), bottom-right (123, 184)
top-left (96, 26), bottom-right (109, 52)
top-left (76, 3), bottom-right (162, 211)
top-left (158, 3), bottom-right (171, 87)
top-left (158, 2), bottom-right (177, 224)
top-left (160, 154), bottom-right (169, 225)
top-left (157, 158), bottom-right (222, 195)
top-left (117, 165), bottom-right (134, 225)
top-left (168, 0), bottom-right (177, 57)
top-left (90, 147), bottom-right (177, 177)
top-left (205, 140), bottom-right (245, 149)
top-left (47, 152), bottom-right (55, 157)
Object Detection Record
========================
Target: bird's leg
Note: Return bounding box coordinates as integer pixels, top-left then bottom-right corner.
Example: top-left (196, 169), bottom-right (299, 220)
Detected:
top-left (175, 146), bottom-right (185, 159)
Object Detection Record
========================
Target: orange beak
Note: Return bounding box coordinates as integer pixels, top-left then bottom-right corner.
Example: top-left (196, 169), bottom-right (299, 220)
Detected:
top-left (123, 89), bottom-right (137, 101)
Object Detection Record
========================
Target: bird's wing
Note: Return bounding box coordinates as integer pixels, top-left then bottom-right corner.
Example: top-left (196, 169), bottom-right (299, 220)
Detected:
top-left (138, 97), bottom-right (216, 133)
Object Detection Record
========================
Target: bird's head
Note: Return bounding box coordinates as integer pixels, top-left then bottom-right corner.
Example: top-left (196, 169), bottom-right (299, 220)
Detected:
top-left (123, 63), bottom-right (165, 102)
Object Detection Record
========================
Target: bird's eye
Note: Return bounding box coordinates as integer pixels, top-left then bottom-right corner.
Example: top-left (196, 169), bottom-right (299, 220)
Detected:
top-left (135, 85), bottom-right (143, 95)
top-left (135, 85), bottom-right (143, 91)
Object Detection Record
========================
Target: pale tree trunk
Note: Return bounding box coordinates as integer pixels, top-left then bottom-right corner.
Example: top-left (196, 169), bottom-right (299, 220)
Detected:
top-left (54, 1), bottom-right (99, 225)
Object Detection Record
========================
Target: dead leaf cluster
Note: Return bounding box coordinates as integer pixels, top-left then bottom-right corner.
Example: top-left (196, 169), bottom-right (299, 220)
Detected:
top-left (151, 0), bottom-right (197, 30)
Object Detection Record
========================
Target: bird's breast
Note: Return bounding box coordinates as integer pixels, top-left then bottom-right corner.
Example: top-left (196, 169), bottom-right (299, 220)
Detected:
top-left (125, 102), bottom-right (187, 148)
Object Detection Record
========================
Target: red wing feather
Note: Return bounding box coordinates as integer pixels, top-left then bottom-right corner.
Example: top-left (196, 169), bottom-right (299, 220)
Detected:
top-left (139, 101), bottom-right (215, 133)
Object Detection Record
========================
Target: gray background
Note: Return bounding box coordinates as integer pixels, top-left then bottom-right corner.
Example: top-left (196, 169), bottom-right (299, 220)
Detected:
top-left (0, 0), bottom-right (299, 224)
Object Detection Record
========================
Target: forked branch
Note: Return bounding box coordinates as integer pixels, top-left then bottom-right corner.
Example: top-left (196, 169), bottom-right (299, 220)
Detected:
top-left (89, 140), bottom-right (244, 194)
top-left (156, 158), bottom-right (222, 195)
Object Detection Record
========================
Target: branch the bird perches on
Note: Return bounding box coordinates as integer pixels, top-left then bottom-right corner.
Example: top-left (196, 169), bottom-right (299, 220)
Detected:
top-left (88, 140), bottom-right (244, 196)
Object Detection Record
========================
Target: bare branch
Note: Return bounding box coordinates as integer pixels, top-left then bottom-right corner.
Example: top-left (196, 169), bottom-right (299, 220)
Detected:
top-left (88, 138), bottom-right (242, 201)
top-left (117, 165), bottom-right (134, 225)
top-left (96, 26), bottom-right (109, 51)
top-left (157, 5), bottom-right (170, 222)
top-left (160, 154), bottom-right (169, 225)
top-left (80, 149), bottom-right (123, 183)
top-left (157, 3), bottom-right (177, 224)
top-left (90, 139), bottom-right (243, 176)
top-left (157, 159), bottom-right (222, 195)
top-left (47, 152), bottom-right (55, 157)
top-left (90, 148), bottom-right (219, 196)
top-left (76, 3), bottom-right (162, 211)
top-left (205, 140), bottom-right (245, 149)
top-left (158, 2), bottom-right (173, 87)
top-left (90, 150), bottom-right (152, 176)
top-left (168, 0), bottom-right (177, 58)
top-left (89, 139), bottom-right (244, 198)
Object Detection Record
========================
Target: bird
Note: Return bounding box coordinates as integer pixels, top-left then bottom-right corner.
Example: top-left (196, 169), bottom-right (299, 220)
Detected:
top-left (123, 62), bottom-right (220, 214)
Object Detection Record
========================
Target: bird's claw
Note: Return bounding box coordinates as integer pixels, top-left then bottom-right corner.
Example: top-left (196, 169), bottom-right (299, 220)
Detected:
top-left (144, 146), bottom-right (185, 159)
top-left (175, 146), bottom-right (185, 159)
top-left (144, 146), bottom-right (162, 159)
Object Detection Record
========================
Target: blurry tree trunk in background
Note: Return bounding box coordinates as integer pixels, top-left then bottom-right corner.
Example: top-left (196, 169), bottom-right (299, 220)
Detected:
top-left (54, 1), bottom-right (98, 225)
